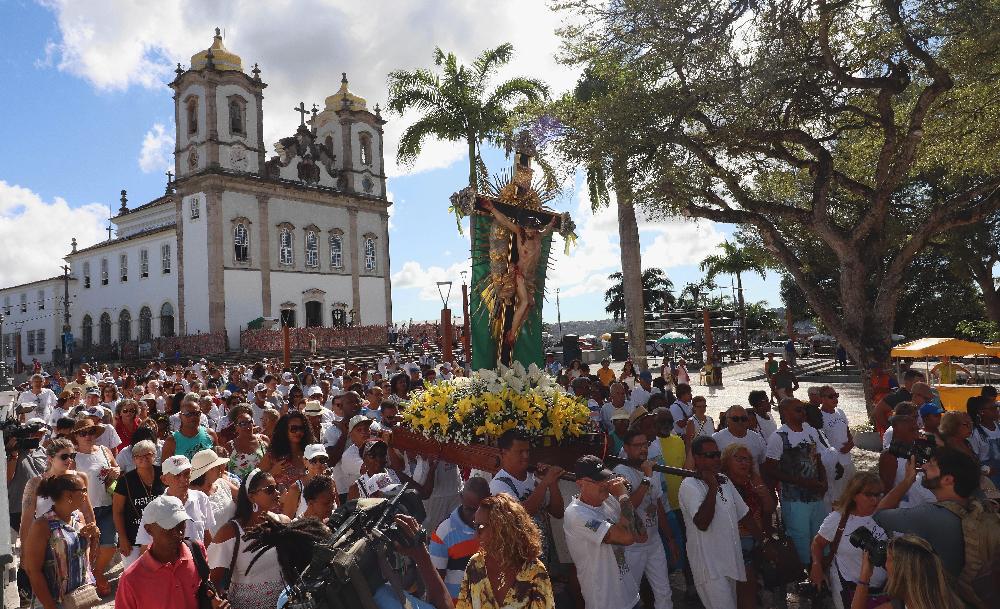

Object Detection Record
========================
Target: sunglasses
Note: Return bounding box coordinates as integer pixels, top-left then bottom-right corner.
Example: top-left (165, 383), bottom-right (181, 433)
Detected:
top-left (57, 452), bottom-right (77, 461)
top-left (289, 425), bottom-right (306, 433)
top-left (236, 421), bottom-right (253, 428)
top-left (697, 451), bottom-right (722, 459)
top-left (121, 409), bottom-right (138, 415)
top-left (75, 428), bottom-right (101, 437)
top-left (180, 410), bottom-right (200, 418)
top-left (728, 416), bottom-right (749, 423)
top-left (309, 457), bottom-right (330, 465)
top-left (256, 484), bottom-right (286, 496)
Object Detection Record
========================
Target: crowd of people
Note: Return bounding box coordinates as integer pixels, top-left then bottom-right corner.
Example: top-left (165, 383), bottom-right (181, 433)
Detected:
top-left (4, 349), bottom-right (999, 609)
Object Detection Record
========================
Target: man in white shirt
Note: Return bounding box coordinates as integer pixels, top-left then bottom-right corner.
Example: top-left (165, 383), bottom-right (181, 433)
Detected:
top-left (818, 385), bottom-right (856, 506)
top-left (601, 382), bottom-right (635, 433)
top-left (323, 392), bottom-right (365, 500)
top-left (670, 383), bottom-right (695, 436)
top-left (713, 406), bottom-right (768, 467)
top-left (679, 436), bottom-right (760, 609)
top-left (17, 374), bottom-right (57, 423)
top-left (629, 370), bottom-right (659, 410)
top-left (748, 390), bottom-right (777, 440)
top-left (564, 455), bottom-right (646, 609)
top-left (489, 430), bottom-right (564, 546)
top-left (612, 429), bottom-right (679, 609)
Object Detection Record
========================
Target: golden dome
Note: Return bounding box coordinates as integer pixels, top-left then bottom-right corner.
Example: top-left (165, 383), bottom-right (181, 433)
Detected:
top-left (190, 28), bottom-right (243, 72)
top-left (324, 73), bottom-right (367, 111)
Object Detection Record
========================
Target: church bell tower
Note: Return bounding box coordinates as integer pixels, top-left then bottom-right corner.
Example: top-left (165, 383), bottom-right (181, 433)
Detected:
top-left (169, 28), bottom-right (267, 178)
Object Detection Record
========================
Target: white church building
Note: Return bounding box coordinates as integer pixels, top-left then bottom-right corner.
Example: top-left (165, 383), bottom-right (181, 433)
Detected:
top-left (1, 30), bottom-right (392, 364)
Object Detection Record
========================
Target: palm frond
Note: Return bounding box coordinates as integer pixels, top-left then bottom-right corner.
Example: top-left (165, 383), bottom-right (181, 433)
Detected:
top-left (396, 112), bottom-right (464, 166)
top-left (472, 43), bottom-right (515, 82)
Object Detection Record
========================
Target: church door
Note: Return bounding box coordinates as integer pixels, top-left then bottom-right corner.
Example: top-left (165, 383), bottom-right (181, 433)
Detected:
top-left (280, 309), bottom-right (296, 328)
top-left (305, 301), bottom-right (322, 327)
top-left (332, 308), bottom-right (346, 327)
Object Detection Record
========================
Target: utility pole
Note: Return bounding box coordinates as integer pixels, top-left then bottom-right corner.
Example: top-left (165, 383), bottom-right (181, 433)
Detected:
top-left (556, 287), bottom-right (562, 336)
top-left (61, 264), bottom-right (72, 370)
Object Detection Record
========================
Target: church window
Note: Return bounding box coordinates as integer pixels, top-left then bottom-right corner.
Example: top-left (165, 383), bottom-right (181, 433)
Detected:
top-left (234, 223), bottom-right (249, 263)
top-left (279, 229), bottom-right (294, 266)
top-left (118, 309), bottom-right (132, 343)
top-left (364, 236), bottom-right (377, 271)
top-left (27, 331), bottom-right (35, 355)
top-left (3, 296), bottom-right (10, 315)
top-left (162, 244), bottom-right (171, 274)
top-left (20, 293), bottom-right (26, 313)
top-left (140, 249), bottom-right (149, 278)
top-left (36, 329), bottom-right (45, 354)
top-left (38, 289), bottom-right (44, 310)
top-left (330, 235), bottom-right (343, 269)
top-left (359, 133), bottom-right (373, 166)
top-left (186, 97), bottom-right (198, 135)
top-left (81, 315), bottom-right (93, 349)
top-left (101, 258), bottom-right (109, 285)
top-left (160, 302), bottom-right (175, 337)
top-left (305, 231), bottom-right (319, 267)
top-left (83, 262), bottom-right (91, 288)
top-left (139, 307), bottom-right (152, 342)
top-left (99, 313), bottom-right (112, 346)
top-left (190, 196), bottom-right (201, 220)
top-left (228, 96), bottom-right (246, 135)
top-left (119, 253), bottom-right (128, 282)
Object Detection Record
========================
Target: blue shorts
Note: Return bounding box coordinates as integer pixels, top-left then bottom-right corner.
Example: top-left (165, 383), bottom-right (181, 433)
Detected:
top-left (94, 505), bottom-right (118, 547)
top-left (740, 535), bottom-right (756, 565)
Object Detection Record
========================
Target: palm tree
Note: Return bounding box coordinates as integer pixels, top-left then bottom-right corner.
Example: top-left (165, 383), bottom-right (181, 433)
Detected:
top-left (605, 269), bottom-right (675, 321)
top-left (387, 43), bottom-right (549, 190)
top-left (700, 241), bottom-right (768, 350)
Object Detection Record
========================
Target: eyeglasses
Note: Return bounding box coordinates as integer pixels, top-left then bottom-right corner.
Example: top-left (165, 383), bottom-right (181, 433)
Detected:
top-left (121, 409), bottom-right (137, 415)
top-left (75, 428), bottom-right (101, 437)
top-left (728, 416), bottom-right (749, 423)
top-left (696, 451), bottom-right (722, 459)
top-left (256, 484), bottom-right (286, 496)
top-left (289, 425), bottom-right (306, 433)
top-left (57, 452), bottom-right (77, 461)
top-left (309, 457), bottom-right (329, 464)
top-left (180, 410), bottom-right (200, 418)
top-left (236, 421), bottom-right (253, 428)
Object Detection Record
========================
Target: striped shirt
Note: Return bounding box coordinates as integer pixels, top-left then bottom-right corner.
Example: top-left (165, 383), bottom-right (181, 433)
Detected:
top-left (429, 507), bottom-right (479, 600)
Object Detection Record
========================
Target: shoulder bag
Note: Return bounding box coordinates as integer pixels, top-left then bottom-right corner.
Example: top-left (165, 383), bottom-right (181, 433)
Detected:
top-left (185, 539), bottom-right (213, 609)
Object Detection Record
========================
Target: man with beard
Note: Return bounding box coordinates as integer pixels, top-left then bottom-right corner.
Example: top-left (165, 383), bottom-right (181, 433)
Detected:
top-left (873, 446), bottom-right (981, 579)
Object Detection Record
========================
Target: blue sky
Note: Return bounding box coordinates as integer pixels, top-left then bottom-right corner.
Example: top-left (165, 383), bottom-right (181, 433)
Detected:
top-left (0, 0), bottom-right (780, 323)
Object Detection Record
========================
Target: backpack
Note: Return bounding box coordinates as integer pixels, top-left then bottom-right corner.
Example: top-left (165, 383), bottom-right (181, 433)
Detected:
top-left (938, 499), bottom-right (1000, 609)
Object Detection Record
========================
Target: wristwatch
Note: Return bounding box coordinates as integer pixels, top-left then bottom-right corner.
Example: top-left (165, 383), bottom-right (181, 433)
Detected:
top-left (641, 476), bottom-right (652, 486)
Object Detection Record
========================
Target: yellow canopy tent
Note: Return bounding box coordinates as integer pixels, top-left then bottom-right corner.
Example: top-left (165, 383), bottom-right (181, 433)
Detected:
top-left (890, 338), bottom-right (995, 411)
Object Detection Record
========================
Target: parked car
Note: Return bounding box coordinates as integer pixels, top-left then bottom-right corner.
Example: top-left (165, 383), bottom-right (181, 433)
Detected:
top-left (760, 339), bottom-right (810, 358)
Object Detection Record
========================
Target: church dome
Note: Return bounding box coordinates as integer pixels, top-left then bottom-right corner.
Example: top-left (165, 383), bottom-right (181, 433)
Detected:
top-left (324, 73), bottom-right (367, 111)
top-left (190, 28), bottom-right (243, 72)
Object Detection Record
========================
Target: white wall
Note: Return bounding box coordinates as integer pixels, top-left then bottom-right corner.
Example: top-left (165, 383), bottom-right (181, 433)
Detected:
top-left (181, 192), bottom-right (209, 334)
top-left (223, 269), bottom-right (263, 348)
top-left (216, 83), bottom-right (261, 174)
top-left (269, 272), bottom-right (354, 327)
top-left (351, 122), bottom-right (384, 198)
top-left (356, 209), bottom-right (388, 277)
top-left (358, 276), bottom-right (387, 325)
top-left (267, 198), bottom-right (354, 275)
top-left (0, 281), bottom-right (65, 364)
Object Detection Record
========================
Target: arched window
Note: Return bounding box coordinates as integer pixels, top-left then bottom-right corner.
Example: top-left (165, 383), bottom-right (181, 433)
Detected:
top-left (279, 228), bottom-right (294, 265)
top-left (99, 313), bottom-right (112, 346)
top-left (83, 262), bottom-right (91, 289)
top-left (330, 234), bottom-right (343, 268)
top-left (229, 97), bottom-right (245, 135)
top-left (364, 236), bottom-right (377, 271)
top-left (160, 303), bottom-right (175, 337)
top-left (186, 97), bottom-right (198, 135)
top-left (305, 231), bottom-right (319, 267)
top-left (234, 223), bottom-right (249, 263)
top-left (359, 132), bottom-right (373, 166)
top-left (139, 307), bottom-right (152, 342)
top-left (190, 196), bottom-right (201, 220)
top-left (118, 310), bottom-right (132, 343)
top-left (81, 315), bottom-right (93, 349)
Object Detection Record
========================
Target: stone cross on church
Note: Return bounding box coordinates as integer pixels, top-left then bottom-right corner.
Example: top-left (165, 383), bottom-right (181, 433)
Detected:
top-left (294, 102), bottom-right (309, 125)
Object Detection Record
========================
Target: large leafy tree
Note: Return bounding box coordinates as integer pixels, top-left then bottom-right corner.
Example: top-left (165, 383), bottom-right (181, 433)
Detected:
top-left (604, 268), bottom-right (675, 321)
top-left (387, 43), bottom-right (548, 189)
top-left (556, 0), bottom-right (1000, 407)
top-left (700, 241), bottom-right (768, 349)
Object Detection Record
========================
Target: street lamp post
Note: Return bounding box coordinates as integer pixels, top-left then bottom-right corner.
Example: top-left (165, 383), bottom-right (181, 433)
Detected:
top-left (460, 271), bottom-right (471, 365)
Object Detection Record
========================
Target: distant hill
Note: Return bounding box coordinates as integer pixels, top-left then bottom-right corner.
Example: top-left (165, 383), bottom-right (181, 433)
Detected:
top-left (544, 319), bottom-right (624, 341)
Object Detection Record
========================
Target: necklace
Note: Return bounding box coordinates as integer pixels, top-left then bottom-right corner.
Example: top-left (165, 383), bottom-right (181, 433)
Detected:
top-left (138, 468), bottom-right (155, 496)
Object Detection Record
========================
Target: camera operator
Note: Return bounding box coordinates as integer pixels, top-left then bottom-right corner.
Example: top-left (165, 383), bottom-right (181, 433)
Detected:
top-left (850, 535), bottom-right (963, 609)
top-left (6, 419), bottom-right (48, 541)
top-left (878, 411), bottom-right (936, 508)
top-left (17, 374), bottom-right (58, 423)
top-left (873, 446), bottom-right (981, 581)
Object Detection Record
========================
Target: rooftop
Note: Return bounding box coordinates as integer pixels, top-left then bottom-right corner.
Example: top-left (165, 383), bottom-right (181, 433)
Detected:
top-left (70, 223), bottom-right (176, 257)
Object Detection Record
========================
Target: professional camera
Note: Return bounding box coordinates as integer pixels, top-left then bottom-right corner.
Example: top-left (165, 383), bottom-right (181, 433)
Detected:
top-left (2, 412), bottom-right (46, 454)
top-left (254, 482), bottom-right (427, 609)
top-left (887, 437), bottom-right (936, 465)
top-left (849, 526), bottom-right (889, 568)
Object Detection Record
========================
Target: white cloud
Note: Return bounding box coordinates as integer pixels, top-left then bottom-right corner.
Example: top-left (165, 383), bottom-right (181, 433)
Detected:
top-left (138, 123), bottom-right (175, 173)
top-left (0, 181), bottom-right (109, 287)
top-left (38, 0), bottom-right (581, 178)
top-left (392, 260), bottom-right (470, 304)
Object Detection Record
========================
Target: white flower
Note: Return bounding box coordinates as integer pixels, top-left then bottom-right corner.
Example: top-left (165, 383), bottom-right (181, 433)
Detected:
top-left (477, 369), bottom-right (498, 384)
top-left (487, 381), bottom-right (503, 394)
top-left (507, 377), bottom-right (525, 392)
top-left (537, 375), bottom-right (552, 389)
top-left (512, 361), bottom-right (527, 378)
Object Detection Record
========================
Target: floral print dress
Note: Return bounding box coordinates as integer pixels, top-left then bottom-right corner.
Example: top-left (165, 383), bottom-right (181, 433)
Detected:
top-left (456, 553), bottom-right (554, 609)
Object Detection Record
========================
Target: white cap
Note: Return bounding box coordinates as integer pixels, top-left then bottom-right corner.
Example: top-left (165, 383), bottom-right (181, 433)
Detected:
top-left (304, 444), bottom-right (328, 460)
top-left (26, 417), bottom-right (49, 428)
top-left (162, 455), bottom-right (192, 476)
top-left (142, 494), bottom-right (190, 529)
top-left (254, 383), bottom-right (267, 393)
top-left (348, 414), bottom-right (374, 433)
top-left (282, 372), bottom-right (294, 382)
top-left (363, 472), bottom-right (398, 496)
top-left (189, 449), bottom-right (228, 480)
top-left (303, 400), bottom-right (323, 415)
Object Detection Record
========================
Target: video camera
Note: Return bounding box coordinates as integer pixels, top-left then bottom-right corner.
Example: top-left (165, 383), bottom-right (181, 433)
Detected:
top-left (280, 482), bottom-right (427, 609)
top-left (849, 526), bottom-right (889, 568)
top-left (2, 411), bottom-right (46, 454)
top-left (887, 437), bottom-right (937, 465)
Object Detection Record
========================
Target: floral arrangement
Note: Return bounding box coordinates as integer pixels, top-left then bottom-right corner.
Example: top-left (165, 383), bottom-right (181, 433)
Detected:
top-left (401, 362), bottom-right (592, 445)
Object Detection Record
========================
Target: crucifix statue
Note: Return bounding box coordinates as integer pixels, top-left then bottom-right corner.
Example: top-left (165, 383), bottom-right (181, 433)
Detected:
top-left (294, 102), bottom-right (308, 126)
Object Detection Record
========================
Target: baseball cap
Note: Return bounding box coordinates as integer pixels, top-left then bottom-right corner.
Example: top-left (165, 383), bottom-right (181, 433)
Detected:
top-left (638, 370), bottom-right (653, 382)
top-left (303, 400), bottom-right (323, 415)
top-left (142, 495), bottom-right (190, 530)
top-left (162, 455), bottom-right (192, 476)
top-left (304, 444), bottom-right (328, 461)
top-left (611, 409), bottom-right (630, 421)
top-left (349, 414), bottom-right (374, 433)
top-left (574, 455), bottom-right (614, 482)
top-left (282, 372), bottom-right (294, 382)
top-left (254, 383), bottom-right (267, 393)
top-left (363, 472), bottom-right (399, 496)
top-left (86, 387), bottom-right (101, 396)
top-left (919, 402), bottom-right (945, 417)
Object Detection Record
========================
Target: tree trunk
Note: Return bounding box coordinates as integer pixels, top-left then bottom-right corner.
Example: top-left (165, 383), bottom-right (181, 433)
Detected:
top-left (467, 135), bottom-right (478, 190)
top-left (969, 262), bottom-right (1000, 324)
top-left (612, 162), bottom-right (648, 370)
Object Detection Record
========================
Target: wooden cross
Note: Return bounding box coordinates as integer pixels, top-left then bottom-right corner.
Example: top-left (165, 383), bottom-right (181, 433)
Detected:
top-left (107, 222), bottom-right (113, 241)
top-left (294, 102), bottom-right (308, 125)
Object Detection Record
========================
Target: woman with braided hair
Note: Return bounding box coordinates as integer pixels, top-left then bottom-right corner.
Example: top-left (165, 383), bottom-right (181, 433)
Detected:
top-left (457, 493), bottom-right (554, 609)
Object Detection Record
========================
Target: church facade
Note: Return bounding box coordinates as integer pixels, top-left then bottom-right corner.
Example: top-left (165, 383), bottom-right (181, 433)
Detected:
top-left (1, 30), bottom-right (392, 364)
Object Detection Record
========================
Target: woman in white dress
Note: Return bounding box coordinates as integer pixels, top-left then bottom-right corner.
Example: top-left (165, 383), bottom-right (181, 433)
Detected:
top-left (684, 395), bottom-right (716, 442)
top-left (189, 448), bottom-right (238, 535)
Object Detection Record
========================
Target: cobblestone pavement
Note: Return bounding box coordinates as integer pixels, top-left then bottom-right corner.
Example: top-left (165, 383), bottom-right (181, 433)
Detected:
top-left (5, 356), bottom-right (863, 608)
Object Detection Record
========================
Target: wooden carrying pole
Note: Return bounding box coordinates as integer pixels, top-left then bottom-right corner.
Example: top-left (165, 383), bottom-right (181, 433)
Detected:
top-left (441, 308), bottom-right (454, 363)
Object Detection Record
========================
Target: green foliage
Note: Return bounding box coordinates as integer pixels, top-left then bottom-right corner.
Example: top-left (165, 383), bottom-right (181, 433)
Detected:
top-left (387, 43), bottom-right (549, 188)
top-left (955, 319), bottom-right (1000, 343)
top-left (604, 268), bottom-right (675, 320)
top-left (699, 241), bottom-right (768, 285)
top-left (894, 249), bottom-right (985, 339)
top-left (745, 301), bottom-right (782, 333)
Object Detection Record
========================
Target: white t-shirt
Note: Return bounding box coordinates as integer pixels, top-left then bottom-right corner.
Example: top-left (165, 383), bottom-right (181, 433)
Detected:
top-left (331, 444), bottom-right (363, 495)
top-left (601, 402), bottom-right (634, 432)
top-left (678, 477), bottom-right (748, 584)
top-left (95, 425), bottom-right (122, 452)
top-left (753, 412), bottom-right (778, 440)
top-left (17, 388), bottom-right (57, 422)
top-left (713, 428), bottom-right (768, 465)
top-left (765, 424), bottom-right (822, 461)
top-left (670, 400), bottom-right (694, 436)
top-left (490, 469), bottom-right (539, 502)
top-left (817, 512), bottom-right (887, 586)
top-left (563, 496), bottom-right (640, 609)
top-left (970, 423), bottom-right (1000, 462)
top-left (135, 489), bottom-right (215, 545)
top-left (612, 465), bottom-right (664, 538)
top-left (821, 408), bottom-right (851, 450)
